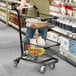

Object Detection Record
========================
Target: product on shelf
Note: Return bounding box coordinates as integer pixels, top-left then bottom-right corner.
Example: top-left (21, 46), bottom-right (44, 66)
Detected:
top-left (65, 6), bottom-right (73, 16)
top-left (49, 0), bottom-right (61, 14)
top-left (60, 3), bottom-right (66, 15)
top-left (52, 17), bottom-right (76, 38)
top-left (14, 14), bottom-right (26, 27)
top-left (58, 36), bottom-right (69, 51)
top-left (9, 13), bottom-right (14, 23)
top-left (73, 8), bottom-right (76, 18)
top-left (69, 38), bottom-right (76, 55)
top-left (47, 31), bottom-right (59, 42)
top-left (9, 13), bottom-right (26, 28)
top-left (49, 5), bottom-right (61, 14)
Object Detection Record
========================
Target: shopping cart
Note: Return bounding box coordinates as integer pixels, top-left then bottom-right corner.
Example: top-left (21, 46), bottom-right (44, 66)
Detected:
top-left (11, 4), bottom-right (60, 74)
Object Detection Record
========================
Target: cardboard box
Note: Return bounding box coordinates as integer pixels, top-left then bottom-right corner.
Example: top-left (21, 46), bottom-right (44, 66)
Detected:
top-left (69, 38), bottom-right (76, 55)
top-left (58, 36), bottom-right (69, 51)
top-left (47, 31), bottom-right (59, 42)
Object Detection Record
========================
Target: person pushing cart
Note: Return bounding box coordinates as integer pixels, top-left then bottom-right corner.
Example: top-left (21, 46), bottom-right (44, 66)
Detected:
top-left (12, 0), bottom-right (60, 74)
top-left (18, 0), bottom-right (53, 55)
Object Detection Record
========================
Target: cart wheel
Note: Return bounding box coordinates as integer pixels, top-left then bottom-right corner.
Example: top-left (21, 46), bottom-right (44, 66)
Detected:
top-left (39, 66), bottom-right (46, 74)
top-left (49, 63), bottom-right (55, 70)
top-left (32, 56), bottom-right (38, 60)
top-left (13, 59), bottom-right (19, 67)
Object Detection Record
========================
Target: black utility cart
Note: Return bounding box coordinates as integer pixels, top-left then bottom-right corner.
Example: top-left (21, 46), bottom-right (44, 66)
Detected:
top-left (12, 5), bottom-right (60, 74)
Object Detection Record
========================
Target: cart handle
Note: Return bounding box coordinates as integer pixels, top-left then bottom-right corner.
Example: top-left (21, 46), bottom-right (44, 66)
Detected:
top-left (11, 3), bottom-right (57, 19)
top-left (11, 3), bottom-right (40, 17)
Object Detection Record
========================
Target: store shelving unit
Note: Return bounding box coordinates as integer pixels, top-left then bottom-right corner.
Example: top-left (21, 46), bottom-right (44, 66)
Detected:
top-left (49, 1), bottom-right (76, 66)
top-left (64, 2), bottom-right (76, 7)
top-left (0, 1), bottom-right (6, 22)
top-left (0, 0), bottom-right (76, 66)
top-left (0, 0), bottom-right (26, 33)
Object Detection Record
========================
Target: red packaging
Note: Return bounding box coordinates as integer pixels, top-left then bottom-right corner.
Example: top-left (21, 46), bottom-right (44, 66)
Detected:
top-left (66, 6), bottom-right (73, 16)
top-left (14, 15), bottom-right (19, 25)
top-left (59, 3), bottom-right (66, 15)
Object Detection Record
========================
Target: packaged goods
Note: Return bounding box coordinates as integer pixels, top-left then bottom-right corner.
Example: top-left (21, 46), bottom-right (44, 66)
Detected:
top-left (30, 36), bottom-right (45, 46)
top-left (9, 13), bottom-right (14, 23)
top-left (14, 15), bottom-right (19, 25)
top-left (65, 6), bottom-right (73, 16)
top-left (60, 3), bottom-right (66, 15)
top-left (47, 31), bottom-right (58, 42)
top-left (37, 36), bottom-right (45, 46)
top-left (25, 45), bottom-right (45, 56)
top-left (49, 0), bottom-right (61, 14)
top-left (73, 8), bottom-right (76, 18)
top-left (30, 39), bottom-right (37, 45)
top-left (26, 18), bottom-right (46, 28)
top-left (49, 5), bottom-right (61, 14)
top-left (14, 14), bottom-right (26, 27)
top-left (31, 22), bottom-right (48, 28)
top-left (69, 38), bottom-right (76, 55)
top-left (58, 36), bottom-right (69, 51)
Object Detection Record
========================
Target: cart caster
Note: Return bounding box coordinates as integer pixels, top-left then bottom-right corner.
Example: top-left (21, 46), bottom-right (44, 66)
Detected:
top-left (49, 63), bottom-right (55, 70)
top-left (39, 66), bottom-right (46, 74)
top-left (13, 59), bottom-right (20, 67)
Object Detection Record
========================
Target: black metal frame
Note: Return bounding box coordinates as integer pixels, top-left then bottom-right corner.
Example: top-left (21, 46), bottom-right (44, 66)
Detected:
top-left (12, 5), bottom-right (60, 70)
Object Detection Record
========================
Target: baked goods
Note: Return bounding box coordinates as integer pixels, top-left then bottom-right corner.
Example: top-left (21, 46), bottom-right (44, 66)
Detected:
top-left (31, 21), bottom-right (48, 28)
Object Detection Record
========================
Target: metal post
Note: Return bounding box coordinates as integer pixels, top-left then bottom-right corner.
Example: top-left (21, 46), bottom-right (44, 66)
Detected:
top-left (6, 0), bottom-right (8, 26)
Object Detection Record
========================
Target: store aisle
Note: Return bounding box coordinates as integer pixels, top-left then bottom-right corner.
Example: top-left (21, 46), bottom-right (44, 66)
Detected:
top-left (0, 21), bottom-right (76, 76)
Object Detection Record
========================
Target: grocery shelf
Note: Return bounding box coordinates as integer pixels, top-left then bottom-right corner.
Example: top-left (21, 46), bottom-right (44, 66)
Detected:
top-left (8, 10), bottom-right (17, 15)
top-left (50, 26), bottom-right (76, 39)
top-left (59, 52), bottom-right (76, 67)
top-left (0, 12), bottom-right (6, 17)
top-left (9, 21), bottom-right (26, 34)
top-left (0, 2), bottom-right (6, 8)
top-left (64, 2), bottom-right (76, 7)
top-left (59, 49), bottom-right (76, 67)
top-left (49, 12), bottom-right (76, 20)
top-left (9, 1), bottom-right (30, 6)
top-left (0, 15), bottom-right (6, 21)
top-left (0, 6), bottom-right (6, 11)
top-left (51, 27), bottom-right (67, 35)
top-left (64, 50), bottom-right (76, 59)
top-left (9, 0), bottom-right (21, 4)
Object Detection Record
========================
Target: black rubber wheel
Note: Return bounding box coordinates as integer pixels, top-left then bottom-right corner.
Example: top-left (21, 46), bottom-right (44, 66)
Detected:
top-left (49, 63), bottom-right (55, 70)
top-left (39, 66), bottom-right (46, 74)
top-left (13, 59), bottom-right (19, 67)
